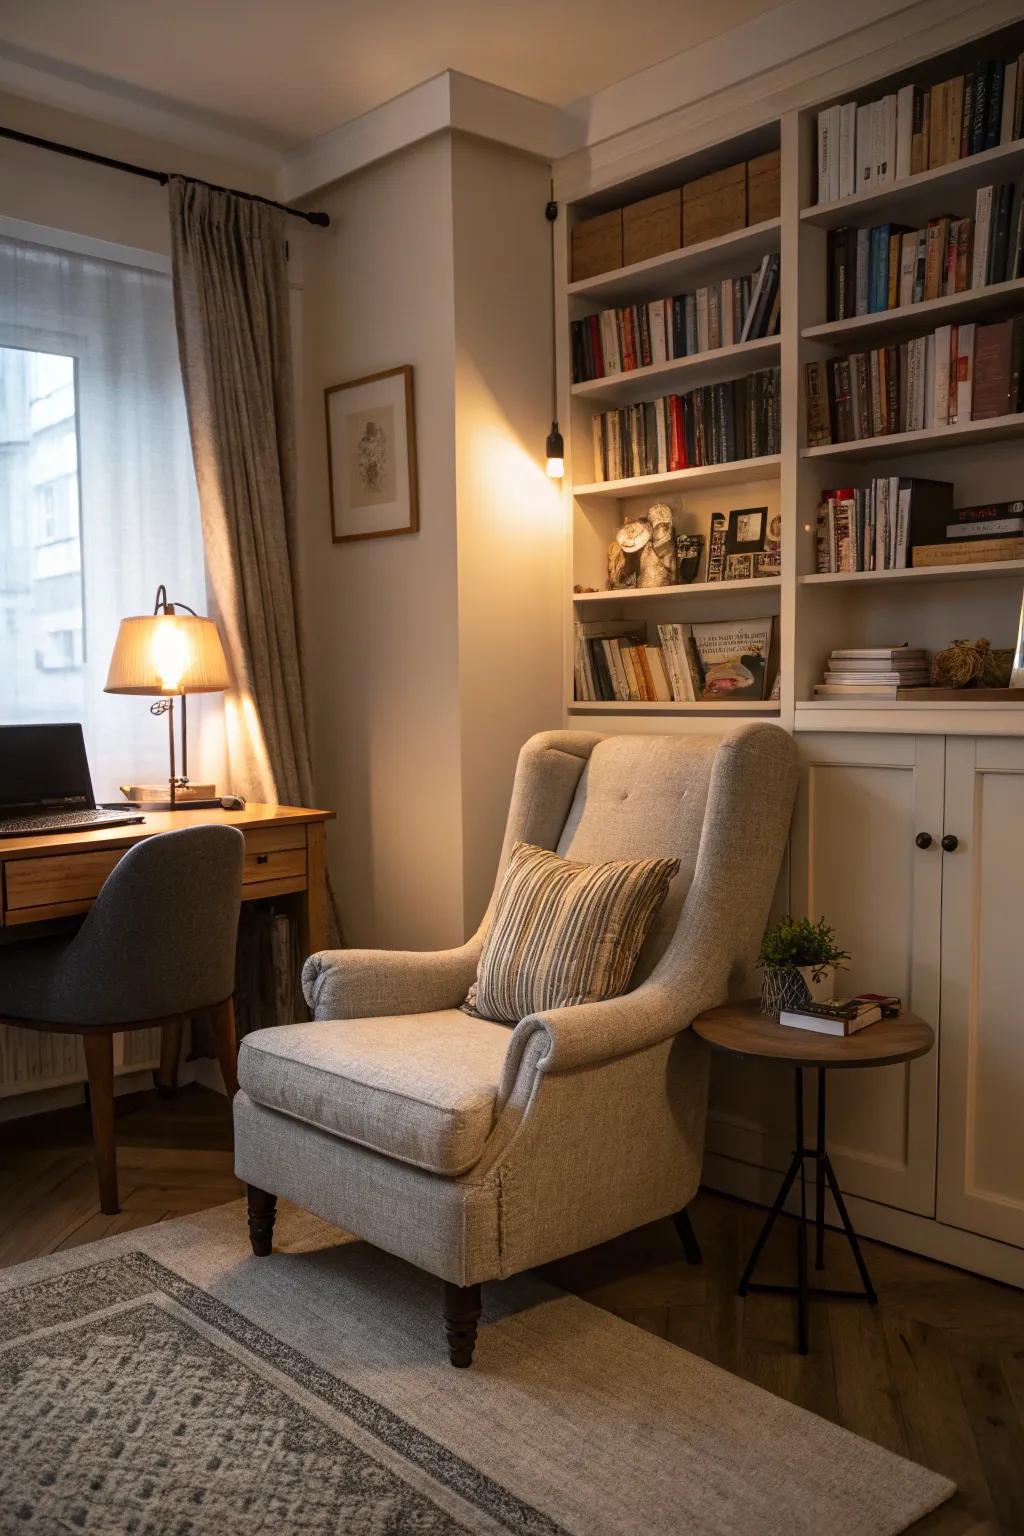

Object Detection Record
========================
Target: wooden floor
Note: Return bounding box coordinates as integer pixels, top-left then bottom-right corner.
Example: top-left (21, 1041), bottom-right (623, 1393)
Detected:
top-left (2, 1085), bottom-right (1023, 1535)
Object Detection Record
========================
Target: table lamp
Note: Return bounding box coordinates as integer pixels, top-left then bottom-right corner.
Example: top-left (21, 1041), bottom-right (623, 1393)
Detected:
top-left (105, 584), bottom-right (230, 810)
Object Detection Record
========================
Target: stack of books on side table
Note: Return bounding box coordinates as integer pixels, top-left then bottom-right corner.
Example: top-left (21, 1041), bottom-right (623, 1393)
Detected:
top-left (780, 994), bottom-right (902, 1036)
top-left (814, 644), bottom-right (929, 698)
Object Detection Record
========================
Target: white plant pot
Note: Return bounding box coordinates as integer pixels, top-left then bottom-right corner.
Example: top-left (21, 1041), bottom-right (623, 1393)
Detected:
top-left (798, 966), bottom-right (835, 1004)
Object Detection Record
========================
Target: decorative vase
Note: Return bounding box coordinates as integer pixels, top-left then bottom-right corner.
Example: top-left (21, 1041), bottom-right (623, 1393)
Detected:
top-left (760, 965), bottom-right (835, 1016)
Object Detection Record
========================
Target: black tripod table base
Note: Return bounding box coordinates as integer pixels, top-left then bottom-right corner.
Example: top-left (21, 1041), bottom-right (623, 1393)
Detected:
top-left (737, 1066), bottom-right (877, 1354)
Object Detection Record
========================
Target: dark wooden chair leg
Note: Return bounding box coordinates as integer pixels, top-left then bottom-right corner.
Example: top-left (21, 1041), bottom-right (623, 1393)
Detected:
top-left (247, 1185), bottom-right (277, 1256)
top-left (673, 1206), bottom-right (702, 1265)
top-left (211, 997), bottom-right (239, 1098)
top-left (82, 1031), bottom-right (119, 1215)
top-left (443, 1281), bottom-right (482, 1367)
top-left (155, 1017), bottom-right (185, 1097)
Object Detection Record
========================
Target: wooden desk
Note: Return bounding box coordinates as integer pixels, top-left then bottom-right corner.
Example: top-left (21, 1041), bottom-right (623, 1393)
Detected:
top-left (0, 803), bottom-right (334, 959)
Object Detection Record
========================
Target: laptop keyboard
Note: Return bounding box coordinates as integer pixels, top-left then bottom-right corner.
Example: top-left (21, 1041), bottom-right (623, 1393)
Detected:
top-left (0, 808), bottom-right (145, 837)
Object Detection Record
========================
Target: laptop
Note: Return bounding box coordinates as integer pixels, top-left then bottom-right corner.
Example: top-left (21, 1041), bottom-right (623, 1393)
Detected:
top-left (0, 724), bottom-right (145, 837)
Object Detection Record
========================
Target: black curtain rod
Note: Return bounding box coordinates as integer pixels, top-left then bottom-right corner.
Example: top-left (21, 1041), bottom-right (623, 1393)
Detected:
top-left (0, 124), bottom-right (330, 227)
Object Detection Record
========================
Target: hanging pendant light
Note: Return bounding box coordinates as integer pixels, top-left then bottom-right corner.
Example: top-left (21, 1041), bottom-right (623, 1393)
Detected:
top-left (545, 421), bottom-right (565, 479)
top-left (544, 195), bottom-right (564, 479)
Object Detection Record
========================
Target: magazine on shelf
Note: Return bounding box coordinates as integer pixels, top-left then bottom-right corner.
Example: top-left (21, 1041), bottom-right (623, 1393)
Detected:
top-left (689, 619), bottom-right (774, 700)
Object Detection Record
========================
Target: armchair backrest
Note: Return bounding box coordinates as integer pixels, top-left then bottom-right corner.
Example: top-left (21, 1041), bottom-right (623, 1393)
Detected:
top-left (485, 722), bottom-right (798, 1000)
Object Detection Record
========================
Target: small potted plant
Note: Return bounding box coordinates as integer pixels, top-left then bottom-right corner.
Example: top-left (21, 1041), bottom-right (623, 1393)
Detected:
top-left (757, 915), bottom-right (850, 1016)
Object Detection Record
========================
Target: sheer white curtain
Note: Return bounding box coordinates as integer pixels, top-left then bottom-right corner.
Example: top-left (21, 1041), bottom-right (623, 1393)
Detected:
top-left (0, 231), bottom-right (224, 799)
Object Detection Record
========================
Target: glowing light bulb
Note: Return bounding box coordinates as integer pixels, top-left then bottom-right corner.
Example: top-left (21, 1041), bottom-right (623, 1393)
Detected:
top-left (151, 619), bottom-right (189, 692)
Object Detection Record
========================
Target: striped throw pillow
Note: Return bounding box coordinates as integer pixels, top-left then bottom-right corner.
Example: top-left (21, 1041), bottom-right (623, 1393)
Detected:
top-left (463, 841), bottom-right (679, 1024)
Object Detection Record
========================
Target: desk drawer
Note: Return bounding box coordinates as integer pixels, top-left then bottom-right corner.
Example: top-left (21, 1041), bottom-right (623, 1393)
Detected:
top-left (5, 851), bottom-right (123, 915)
top-left (242, 826), bottom-right (307, 888)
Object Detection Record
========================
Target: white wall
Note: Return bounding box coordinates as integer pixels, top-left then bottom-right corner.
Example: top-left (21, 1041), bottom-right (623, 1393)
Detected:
top-left (451, 134), bottom-right (564, 933)
top-left (298, 131), bottom-right (564, 949)
top-left (297, 133), bottom-right (465, 950)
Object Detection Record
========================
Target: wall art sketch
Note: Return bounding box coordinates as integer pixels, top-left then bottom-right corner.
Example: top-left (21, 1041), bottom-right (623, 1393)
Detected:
top-left (325, 365), bottom-right (418, 542)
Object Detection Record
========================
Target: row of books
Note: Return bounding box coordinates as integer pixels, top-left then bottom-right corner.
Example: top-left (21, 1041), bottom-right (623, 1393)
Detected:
top-left (573, 617), bottom-right (775, 703)
top-left (825, 182), bottom-right (1024, 323)
top-left (592, 367), bottom-right (780, 481)
top-left (814, 478), bottom-right (952, 572)
top-left (813, 645), bottom-right (929, 699)
top-left (805, 317), bottom-right (1023, 446)
top-left (815, 480), bottom-right (1024, 572)
top-left (816, 55), bottom-right (1021, 205)
top-left (570, 255), bottom-right (780, 383)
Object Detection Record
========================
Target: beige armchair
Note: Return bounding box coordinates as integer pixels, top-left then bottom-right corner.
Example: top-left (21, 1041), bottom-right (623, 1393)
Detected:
top-left (233, 723), bottom-right (798, 1365)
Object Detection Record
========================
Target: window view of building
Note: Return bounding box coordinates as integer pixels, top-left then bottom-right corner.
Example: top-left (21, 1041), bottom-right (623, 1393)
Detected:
top-left (0, 346), bottom-right (83, 722)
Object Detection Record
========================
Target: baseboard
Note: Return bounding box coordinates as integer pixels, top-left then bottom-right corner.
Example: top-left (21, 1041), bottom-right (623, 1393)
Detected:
top-left (703, 1150), bottom-right (1024, 1290)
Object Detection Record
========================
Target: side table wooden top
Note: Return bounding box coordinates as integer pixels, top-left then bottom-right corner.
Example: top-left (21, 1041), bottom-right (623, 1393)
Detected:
top-left (692, 998), bottom-right (934, 1069)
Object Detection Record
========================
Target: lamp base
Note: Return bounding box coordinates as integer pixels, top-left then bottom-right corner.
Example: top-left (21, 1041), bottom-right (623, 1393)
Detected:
top-left (117, 782), bottom-right (222, 811)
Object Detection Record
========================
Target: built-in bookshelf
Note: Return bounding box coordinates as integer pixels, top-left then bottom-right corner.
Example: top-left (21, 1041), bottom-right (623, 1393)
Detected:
top-left (556, 14), bottom-right (1024, 737)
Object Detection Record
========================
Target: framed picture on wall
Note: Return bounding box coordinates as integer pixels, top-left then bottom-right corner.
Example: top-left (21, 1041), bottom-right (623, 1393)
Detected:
top-left (325, 365), bottom-right (419, 542)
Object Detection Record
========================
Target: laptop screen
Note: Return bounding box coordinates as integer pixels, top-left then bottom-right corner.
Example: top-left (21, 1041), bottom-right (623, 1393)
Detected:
top-left (0, 724), bottom-right (96, 814)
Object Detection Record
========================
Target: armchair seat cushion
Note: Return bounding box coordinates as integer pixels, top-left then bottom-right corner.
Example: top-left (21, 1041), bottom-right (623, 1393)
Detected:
top-left (237, 1011), bottom-right (512, 1176)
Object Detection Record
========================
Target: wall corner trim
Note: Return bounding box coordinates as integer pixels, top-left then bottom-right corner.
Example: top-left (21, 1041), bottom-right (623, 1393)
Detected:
top-left (277, 70), bottom-right (576, 203)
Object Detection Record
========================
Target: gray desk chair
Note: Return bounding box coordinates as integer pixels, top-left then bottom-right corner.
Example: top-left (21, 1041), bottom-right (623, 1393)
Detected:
top-left (0, 824), bottom-right (244, 1214)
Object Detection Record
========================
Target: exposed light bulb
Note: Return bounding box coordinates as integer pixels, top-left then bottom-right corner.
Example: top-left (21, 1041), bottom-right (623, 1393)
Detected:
top-left (545, 421), bottom-right (564, 480)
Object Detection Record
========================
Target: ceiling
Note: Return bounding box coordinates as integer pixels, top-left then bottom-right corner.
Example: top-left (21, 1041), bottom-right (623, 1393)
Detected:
top-left (0, 0), bottom-right (788, 151)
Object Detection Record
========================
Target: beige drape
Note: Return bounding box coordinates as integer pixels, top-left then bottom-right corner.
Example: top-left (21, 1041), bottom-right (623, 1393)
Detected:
top-left (168, 176), bottom-right (313, 809)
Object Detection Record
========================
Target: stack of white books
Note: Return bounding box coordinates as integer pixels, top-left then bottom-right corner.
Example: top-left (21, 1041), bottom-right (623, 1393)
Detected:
top-left (814, 645), bottom-right (930, 699)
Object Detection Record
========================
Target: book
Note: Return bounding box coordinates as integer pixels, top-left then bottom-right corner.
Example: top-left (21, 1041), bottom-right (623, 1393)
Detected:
top-left (839, 100), bottom-right (857, 200)
top-left (780, 998), bottom-right (883, 1036)
top-left (972, 319), bottom-right (1014, 419)
top-left (857, 101), bottom-right (875, 190)
top-left (689, 618), bottom-right (773, 700)
top-left (912, 536), bottom-right (1024, 567)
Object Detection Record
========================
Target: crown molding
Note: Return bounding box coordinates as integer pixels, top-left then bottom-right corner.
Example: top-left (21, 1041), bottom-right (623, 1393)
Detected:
top-left (277, 70), bottom-right (575, 203)
top-left (554, 0), bottom-right (1020, 202)
top-left (0, 45), bottom-right (282, 177)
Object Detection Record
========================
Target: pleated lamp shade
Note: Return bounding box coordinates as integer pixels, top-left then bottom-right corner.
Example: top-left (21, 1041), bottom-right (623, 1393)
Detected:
top-left (105, 612), bottom-right (230, 696)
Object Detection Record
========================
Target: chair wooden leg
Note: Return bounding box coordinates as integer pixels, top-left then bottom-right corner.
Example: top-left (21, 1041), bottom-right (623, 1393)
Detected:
top-left (443, 1281), bottom-right (482, 1367)
top-left (210, 997), bottom-right (239, 1098)
top-left (247, 1186), bottom-right (277, 1256)
top-left (673, 1206), bottom-right (702, 1266)
top-left (155, 1018), bottom-right (185, 1097)
top-left (82, 1032), bottom-right (118, 1216)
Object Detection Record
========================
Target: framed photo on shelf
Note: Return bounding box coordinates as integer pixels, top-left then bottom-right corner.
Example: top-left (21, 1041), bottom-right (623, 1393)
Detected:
top-left (726, 506), bottom-right (768, 557)
top-left (325, 365), bottom-right (419, 543)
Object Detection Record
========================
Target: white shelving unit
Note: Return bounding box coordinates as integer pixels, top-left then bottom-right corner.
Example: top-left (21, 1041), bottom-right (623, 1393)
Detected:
top-left (556, 16), bottom-right (1024, 738)
top-left (553, 9), bottom-right (1024, 1288)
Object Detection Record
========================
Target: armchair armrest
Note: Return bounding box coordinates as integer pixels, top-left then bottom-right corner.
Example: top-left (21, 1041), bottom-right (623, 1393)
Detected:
top-left (501, 978), bottom-right (691, 1082)
top-left (301, 942), bottom-right (482, 1021)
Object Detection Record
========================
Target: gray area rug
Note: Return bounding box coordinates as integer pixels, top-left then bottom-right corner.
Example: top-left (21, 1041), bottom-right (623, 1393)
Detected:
top-left (0, 1201), bottom-right (954, 1535)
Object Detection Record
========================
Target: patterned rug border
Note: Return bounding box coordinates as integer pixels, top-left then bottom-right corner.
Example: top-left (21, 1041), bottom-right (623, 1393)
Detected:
top-left (1, 1249), bottom-right (567, 1536)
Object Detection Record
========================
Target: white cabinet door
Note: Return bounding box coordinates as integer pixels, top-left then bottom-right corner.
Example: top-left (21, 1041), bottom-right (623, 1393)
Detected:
top-left (789, 733), bottom-right (945, 1216)
top-left (937, 737), bottom-right (1024, 1247)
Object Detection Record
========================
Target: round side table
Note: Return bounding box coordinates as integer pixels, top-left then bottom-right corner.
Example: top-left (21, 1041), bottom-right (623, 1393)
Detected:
top-left (692, 1000), bottom-right (935, 1355)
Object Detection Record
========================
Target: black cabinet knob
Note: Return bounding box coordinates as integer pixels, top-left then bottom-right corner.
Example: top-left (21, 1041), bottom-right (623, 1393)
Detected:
top-left (940, 834), bottom-right (959, 853)
top-left (915, 832), bottom-right (932, 849)
top-left (256, 852), bottom-right (269, 864)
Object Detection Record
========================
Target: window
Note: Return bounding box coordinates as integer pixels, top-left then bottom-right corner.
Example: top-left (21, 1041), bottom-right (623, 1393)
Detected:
top-left (0, 230), bottom-right (223, 797)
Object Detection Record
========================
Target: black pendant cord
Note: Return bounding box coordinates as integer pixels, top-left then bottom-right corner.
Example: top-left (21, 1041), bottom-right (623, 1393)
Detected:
top-left (546, 187), bottom-right (559, 412)
top-left (0, 124), bottom-right (330, 228)
top-left (544, 187), bottom-right (564, 471)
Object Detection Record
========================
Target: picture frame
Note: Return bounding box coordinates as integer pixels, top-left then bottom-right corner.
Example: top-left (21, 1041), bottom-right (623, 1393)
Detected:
top-left (725, 506), bottom-right (768, 556)
top-left (325, 365), bottom-right (419, 543)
